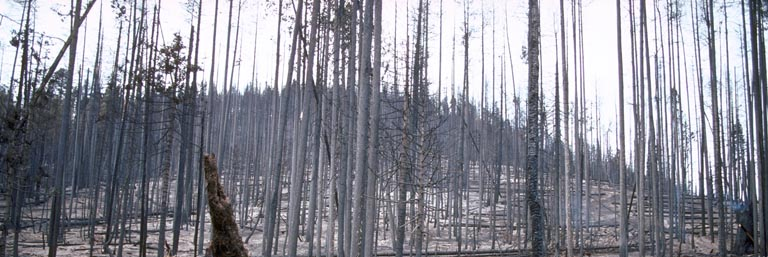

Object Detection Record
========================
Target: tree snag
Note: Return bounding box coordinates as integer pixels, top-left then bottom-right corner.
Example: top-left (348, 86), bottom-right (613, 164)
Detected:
top-left (204, 154), bottom-right (248, 257)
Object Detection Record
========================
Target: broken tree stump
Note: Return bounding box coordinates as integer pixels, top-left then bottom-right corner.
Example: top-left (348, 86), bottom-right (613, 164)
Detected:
top-left (204, 154), bottom-right (249, 257)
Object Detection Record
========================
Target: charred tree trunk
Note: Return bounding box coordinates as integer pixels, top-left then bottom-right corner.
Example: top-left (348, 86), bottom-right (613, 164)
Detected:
top-left (203, 154), bottom-right (248, 257)
top-left (526, 0), bottom-right (544, 255)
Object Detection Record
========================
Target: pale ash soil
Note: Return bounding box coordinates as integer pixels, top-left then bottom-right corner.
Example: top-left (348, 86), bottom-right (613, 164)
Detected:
top-left (4, 171), bottom-right (737, 256)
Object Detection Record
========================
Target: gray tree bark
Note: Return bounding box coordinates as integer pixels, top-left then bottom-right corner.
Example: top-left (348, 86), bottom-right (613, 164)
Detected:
top-left (49, 1), bottom-right (82, 255)
top-left (616, 0), bottom-right (628, 255)
top-left (559, 0), bottom-right (573, 254)
top-left (705, 0), bottom-right (727, 255)
top-left (262, 0), bottom-right (299, 254)
top-left (349, 0), bottom-right (374, 255)
top-left (525, 0), bottom-right (544, 255)
top-left (285, 0), bottom-right (312, 255)
top-left (363, 1), bottom-right (383, 256)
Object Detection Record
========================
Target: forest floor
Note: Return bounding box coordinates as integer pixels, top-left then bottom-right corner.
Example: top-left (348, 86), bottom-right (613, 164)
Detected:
top-left (2, 170), bottom-right (743, 256)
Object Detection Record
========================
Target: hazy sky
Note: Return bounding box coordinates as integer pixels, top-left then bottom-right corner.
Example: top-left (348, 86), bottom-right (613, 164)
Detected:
top-left (0, 0), bottom-right (627, 125)
top-left (0, 0), bottom-right (752, 171)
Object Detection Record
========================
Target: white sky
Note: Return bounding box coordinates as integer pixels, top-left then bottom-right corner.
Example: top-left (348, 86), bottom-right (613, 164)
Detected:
top-left (0, 0), bottom-right (754, 193)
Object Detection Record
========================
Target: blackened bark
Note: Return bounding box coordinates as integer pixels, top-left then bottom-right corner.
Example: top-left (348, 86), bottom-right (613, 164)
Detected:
top-left (204, 154), bottom-right (248, 257)
top-left (526, 0), bottom-right (544, 256)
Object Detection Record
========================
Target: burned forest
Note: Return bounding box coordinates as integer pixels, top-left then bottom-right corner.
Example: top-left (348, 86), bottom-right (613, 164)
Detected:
top-left (1, 0), bottom-right (767, 256)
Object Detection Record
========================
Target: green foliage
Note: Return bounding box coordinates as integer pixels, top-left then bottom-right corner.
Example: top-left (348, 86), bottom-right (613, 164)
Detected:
top-left (152, 33), bottom-right (200, 101)
top-left (159, 34), bottom-right (186, 77)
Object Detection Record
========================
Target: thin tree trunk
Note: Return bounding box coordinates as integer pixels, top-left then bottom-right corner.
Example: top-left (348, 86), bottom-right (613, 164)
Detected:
top-left (286, 0), bottom-right (312, 255)
top-left (412, 1), bottom-right (426, 256)
top-left (616, 0), bottom-right (628, 255)
top-left (350, 0), bottom-right (374, 254)
top-left (705, 0), bottom-right (727, 255)
top-left (49, 1), bottom-right (82, 255)
top-left (559, 0), bottom-right (573, 254)
top-left (748, 1), bottom-right (767, 254)
top-left (525, 0), bottom-right (544, 255)
top-left (363, 1), bottom-right (383, 256)
top-left (157, 96), bottom-right (176, 257)
top-left (262, 0), bottom-right (299, 253)
top-left (139, 12), bottom-right (152, 254)
top-left (396, 43), bottom-right (411, 257)
top-left (305, 1), bottom-right (324, 250)
top-left (326, 1), bottom-right (343, 256)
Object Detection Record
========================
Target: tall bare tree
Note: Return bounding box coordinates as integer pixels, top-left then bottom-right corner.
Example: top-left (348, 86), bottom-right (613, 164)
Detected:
top-left (704, 0), bottom-right (726, 255)
top-left (48, 1), bottom-right (83, 255)
top-left (526, 0), bottom-right (544, 255)
top-left (616, 0), bottom-right (628, 256)
top-left (559, 0), bottom-right (574, 255)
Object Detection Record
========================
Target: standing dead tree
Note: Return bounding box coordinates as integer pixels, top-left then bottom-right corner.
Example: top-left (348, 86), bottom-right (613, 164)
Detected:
top-left (526, 0), bottom-right (544, 256)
